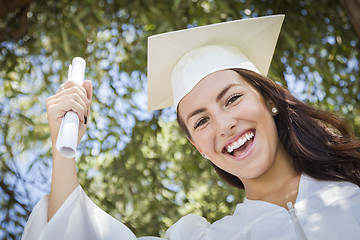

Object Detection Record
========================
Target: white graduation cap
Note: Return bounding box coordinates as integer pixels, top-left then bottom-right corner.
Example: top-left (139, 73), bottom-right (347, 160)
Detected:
top-left (147, 14), bottom-right (285, 111)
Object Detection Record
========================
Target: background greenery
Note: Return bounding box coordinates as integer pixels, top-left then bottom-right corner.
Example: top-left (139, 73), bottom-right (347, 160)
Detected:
top-left (0, 0), bottom-right (359, 238)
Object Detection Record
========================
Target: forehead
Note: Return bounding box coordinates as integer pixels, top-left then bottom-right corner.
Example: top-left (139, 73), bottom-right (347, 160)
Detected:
top-left (193, 70), bottom-right (249, 90)
top-left (178, 70), bottom-right (253, 117)
top-left (180, 70), bottom-right (251, 105)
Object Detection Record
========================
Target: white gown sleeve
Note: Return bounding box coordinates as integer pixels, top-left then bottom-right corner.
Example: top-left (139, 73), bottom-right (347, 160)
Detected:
top-left (22, 185), bottom-right (139, 240)
top-left (21, 185), bottom-right (209, 240)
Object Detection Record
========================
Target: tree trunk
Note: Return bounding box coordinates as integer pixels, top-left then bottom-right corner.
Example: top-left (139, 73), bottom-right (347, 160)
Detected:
top-left (340, 0), bottom-right (360, 38)
top-left (0, 0), bottom-right (33, 42)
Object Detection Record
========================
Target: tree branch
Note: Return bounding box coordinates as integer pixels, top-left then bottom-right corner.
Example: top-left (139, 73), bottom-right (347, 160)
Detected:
top-left (0, 180), bottom-right (31, 215)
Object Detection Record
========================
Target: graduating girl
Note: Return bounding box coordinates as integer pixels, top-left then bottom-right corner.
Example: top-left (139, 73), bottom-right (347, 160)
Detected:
top-left (22, 15), bottom-right (360, 240)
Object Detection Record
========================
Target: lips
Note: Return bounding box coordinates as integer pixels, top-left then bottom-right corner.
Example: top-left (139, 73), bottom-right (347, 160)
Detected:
top-left (223, 129), bottom-right (255, 156)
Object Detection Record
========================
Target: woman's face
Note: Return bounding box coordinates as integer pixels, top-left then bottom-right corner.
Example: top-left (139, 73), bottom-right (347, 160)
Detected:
top-left (178, 70), bottom-right (285, 181)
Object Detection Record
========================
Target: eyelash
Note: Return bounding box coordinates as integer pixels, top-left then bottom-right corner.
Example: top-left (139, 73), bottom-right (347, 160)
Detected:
top-left (193, 93), bottom-right (242, 130)
top-left (194, 117), bottom-right (209, 129)
top-left (226, 93), bottom-right (242, 106)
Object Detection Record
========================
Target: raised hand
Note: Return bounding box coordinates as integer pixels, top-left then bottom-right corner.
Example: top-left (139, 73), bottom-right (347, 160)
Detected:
top-left (46, 80), bottom-right (92, 147)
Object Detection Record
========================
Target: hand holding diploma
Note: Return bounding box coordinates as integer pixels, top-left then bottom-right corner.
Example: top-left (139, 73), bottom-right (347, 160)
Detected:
top-left (46, 57), bottom-right (92, 159)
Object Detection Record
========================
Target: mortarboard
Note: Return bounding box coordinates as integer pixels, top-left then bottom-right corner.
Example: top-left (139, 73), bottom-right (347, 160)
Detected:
top-left (147, 15), bottom-right (285, 111)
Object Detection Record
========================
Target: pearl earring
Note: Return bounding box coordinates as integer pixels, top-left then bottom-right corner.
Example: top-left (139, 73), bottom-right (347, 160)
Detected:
top-left (271, 107), bottom-right (278, 115)
top-left (202, 154), bottom-right (209, 159)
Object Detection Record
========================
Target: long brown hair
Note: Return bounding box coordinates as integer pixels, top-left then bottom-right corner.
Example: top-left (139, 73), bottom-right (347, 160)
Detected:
top-left (177, 68), bottom-right (360, 188)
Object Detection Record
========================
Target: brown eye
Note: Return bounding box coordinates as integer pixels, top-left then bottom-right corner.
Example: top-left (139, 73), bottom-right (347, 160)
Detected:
top-left (226, 94), bottom-right (242, 106)
top-left (194, 117), bottom-right (209, 129)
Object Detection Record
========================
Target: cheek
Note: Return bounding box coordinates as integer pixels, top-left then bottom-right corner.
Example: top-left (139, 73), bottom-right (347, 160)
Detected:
top-left (235, 96), bottom-right (268, 120)
top-left (192, 128), bottom-right (214, 151)
top-left (238, 96), bottom-right (278, 142)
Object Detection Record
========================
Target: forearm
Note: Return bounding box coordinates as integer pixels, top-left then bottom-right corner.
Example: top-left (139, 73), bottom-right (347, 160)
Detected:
top-left (48, 147), bottom-right (79, 221)
top-left (45, 80), bottom-right (92, 221)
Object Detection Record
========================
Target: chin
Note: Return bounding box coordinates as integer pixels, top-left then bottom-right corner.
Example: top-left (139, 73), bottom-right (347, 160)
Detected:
top-left (234, 161), bottom-right (272, 181)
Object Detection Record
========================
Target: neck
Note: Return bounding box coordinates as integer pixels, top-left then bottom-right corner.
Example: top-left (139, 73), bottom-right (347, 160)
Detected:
top-left (242, 145), bottom-right (301, 207)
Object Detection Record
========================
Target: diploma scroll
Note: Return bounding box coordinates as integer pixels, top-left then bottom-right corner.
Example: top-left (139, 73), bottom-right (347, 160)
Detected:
top-left (55, 57), bottom-right (86, 158)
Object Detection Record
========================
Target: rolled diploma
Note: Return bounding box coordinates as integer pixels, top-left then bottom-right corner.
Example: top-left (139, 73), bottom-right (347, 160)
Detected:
top-left (55, 57), bottom-right (86, 158)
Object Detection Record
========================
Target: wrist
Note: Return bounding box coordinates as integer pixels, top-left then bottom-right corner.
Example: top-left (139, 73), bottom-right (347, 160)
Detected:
top-left (52, 147), bottom-right (76, 162)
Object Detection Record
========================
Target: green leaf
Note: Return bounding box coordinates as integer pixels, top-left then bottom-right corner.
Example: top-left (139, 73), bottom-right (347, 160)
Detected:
top-left (61, 26), bottom-right (71, 57)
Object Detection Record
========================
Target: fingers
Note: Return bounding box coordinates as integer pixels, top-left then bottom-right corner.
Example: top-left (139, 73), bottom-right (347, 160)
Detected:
top-left (64, 80), bottom-right (87, 95)
top-left (55, 87), bottom-right (89, 110)
top-left (82, 80), bottom-right (93, 100)
top-left (56, 80), bottom-right (86, 95)
top-left (47, 94), bottom-right (88, 122)
top-left (47, 80), bottom-right (92, 123)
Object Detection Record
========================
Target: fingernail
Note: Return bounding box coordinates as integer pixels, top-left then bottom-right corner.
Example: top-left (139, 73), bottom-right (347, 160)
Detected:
top-left (84, 116), bottom-right (87, 124)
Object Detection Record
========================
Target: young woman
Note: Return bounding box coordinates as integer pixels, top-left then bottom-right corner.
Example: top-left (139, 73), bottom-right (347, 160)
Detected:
top-left (22, 15), bottom-right (360, 240)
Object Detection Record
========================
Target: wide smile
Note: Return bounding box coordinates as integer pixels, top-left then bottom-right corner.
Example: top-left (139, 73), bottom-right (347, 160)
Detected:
top-left (222, 129), bottom-right (256, 160)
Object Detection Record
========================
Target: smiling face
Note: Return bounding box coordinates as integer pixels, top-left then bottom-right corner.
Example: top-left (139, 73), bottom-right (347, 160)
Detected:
top-left (178, 70), bottom-right (287, 182)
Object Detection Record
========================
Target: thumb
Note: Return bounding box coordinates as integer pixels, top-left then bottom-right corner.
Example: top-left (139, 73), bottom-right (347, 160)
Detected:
top-left (82, 80), bottom-right (93, 100)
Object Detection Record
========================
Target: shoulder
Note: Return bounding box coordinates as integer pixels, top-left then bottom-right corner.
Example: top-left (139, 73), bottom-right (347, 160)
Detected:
top-left (294, 175), bottom-right (360, 238)
top-left (300, 174), bottom-right (360, 204)
top-left (165, 209), bottom-right (263, 240)
top-left (164, 214), bottom-right (209, 240)
top-left (296, 174), bottom-right (360, 218)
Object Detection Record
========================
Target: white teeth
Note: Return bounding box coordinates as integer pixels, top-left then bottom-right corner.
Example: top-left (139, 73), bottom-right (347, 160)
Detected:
top-left (226, 132), bottom-right (254, 154)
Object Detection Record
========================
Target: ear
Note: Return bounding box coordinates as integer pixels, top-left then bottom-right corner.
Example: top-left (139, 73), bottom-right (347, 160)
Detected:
top-left (266, 99), bottom-right (278, 116)
top-left (187, 137), bottom-right (204, 156)
top-left (266, 99), bottom-right (275, 109)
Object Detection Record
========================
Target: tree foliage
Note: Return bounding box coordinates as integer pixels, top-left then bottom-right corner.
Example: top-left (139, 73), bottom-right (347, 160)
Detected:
top-left (0, 0), bottom-right (359, 238)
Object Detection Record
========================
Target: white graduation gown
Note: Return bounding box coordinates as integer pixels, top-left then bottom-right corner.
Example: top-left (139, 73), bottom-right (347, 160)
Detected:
top-left (22, 174), bottom-right (360, 240)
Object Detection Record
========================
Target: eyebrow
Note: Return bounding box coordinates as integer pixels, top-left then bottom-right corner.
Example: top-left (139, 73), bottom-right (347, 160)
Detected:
top-left (216, 83), bottom-right (238, 102)
top-left (186, 108), bottom-right (206, 123)
top-left (186, 83), bottom-right (239, 122)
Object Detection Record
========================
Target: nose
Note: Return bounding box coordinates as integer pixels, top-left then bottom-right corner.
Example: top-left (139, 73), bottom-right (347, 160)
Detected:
top-left (213, 112), bottom-right (237, 137)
